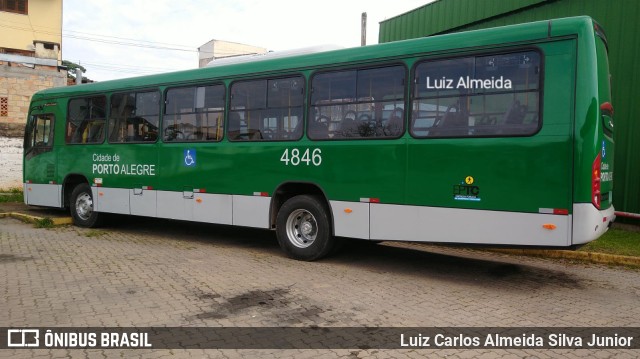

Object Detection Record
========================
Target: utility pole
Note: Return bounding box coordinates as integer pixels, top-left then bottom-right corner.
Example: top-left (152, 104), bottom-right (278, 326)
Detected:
top-left (361, 12), bottom-right (367, 46)
top-left (75, 68), bottom-right (83, 85)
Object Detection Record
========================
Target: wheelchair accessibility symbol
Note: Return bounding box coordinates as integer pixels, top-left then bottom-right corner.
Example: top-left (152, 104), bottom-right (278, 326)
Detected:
top-left (184, 149), bottom-right (196, 167)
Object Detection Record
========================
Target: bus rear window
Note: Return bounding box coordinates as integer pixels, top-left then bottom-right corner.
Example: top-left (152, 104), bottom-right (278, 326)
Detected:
top-left (595, 36), bottom-right (613, 134)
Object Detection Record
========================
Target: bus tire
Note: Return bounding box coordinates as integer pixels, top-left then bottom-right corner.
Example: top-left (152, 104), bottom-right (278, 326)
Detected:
top-left (70, 183), bottom-right (103, 228)
top-left (276, 195), bottom-right (334, 261)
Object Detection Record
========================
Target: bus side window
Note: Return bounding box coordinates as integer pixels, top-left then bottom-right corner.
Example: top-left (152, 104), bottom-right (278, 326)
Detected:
top-left (411, 51), bottom-right (541, 138)
top-left (109, 91), bottom-right (160, 143)
top-left (67, 96), bottom-right (106, 144)
top-left (227, 111), bottom-right (243, 141)
top-left (309, 65), bottom-right (405, 140)
top-left (164, 84), bottom-right (225, 142)
top-left (267, 78), bottom-right (304, 141)
top-left (229, 76), bottom-right (303, 142)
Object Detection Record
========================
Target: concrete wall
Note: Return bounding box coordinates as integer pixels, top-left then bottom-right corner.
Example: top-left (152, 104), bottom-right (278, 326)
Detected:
top-left (0, 0), bottom-right (65, 188)
top-left (0, 64), bottom-right (66, 137)
top-left (0, 64), bottom-right (66, 188)
top-left (0, 136), bottom-right (22, 188)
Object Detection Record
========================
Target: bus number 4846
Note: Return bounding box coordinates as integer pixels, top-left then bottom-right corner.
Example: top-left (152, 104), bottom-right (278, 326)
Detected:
top-left (280, 148), bottom-right (322, 166)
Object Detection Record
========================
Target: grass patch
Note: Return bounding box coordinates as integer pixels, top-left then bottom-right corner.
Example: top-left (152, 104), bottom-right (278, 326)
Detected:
top-left (33, 217), bottom-right (54, 228)
top-left (0, 187), bottom-right (23, 203)
top-left (84, 229), bottom-right (108, 238)
top-left (579, 227), bottom-right (640, 257)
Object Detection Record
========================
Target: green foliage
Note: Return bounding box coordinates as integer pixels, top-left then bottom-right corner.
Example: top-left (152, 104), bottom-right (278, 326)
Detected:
top-left (34, 217), bottom-right (54, 228)
top-left (84, 229), bottom-right (108, 238)
top-left (0, 188), bottom-right (23, 203)
top-left (62, 60), bottom-right (87, 80)
top-left (580, 227), bottom-right (640, 257)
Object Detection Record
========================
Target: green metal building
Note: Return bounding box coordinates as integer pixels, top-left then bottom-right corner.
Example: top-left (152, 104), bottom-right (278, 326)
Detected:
top-left (380, 0), bottom-right (640, 218)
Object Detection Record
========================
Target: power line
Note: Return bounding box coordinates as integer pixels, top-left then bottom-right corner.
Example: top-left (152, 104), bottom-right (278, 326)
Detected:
top-left (68, 62), bottom-right (171, 76)
top-left (64, 34), bottom-right (196, 52)
top-left (79, 60), bottom-right (181, 72)
top-left (77, 61), bottom-right (190, 75)
top-left (63, 28), bottom-right (197, 49)
top-left (0, 19), bottom-right (198, 47)
top-left (0, 20), bottom-right (254, 55)
top-left (0, 20), bottom-right (255, 77)
top-left (0, 21), bottom-right (204, 53)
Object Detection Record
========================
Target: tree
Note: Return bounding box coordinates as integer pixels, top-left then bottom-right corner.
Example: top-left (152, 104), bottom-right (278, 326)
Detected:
top-left (62, 60), bottom-right (93, 83)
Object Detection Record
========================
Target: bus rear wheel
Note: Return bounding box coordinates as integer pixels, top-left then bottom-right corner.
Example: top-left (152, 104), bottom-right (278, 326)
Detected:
top-left (70, 183), bottom-right (103, 228)
top-left (276, 195), bottom-right (334, 261)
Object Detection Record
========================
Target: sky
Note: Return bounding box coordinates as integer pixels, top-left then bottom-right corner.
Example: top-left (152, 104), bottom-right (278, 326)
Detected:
top-left (62, 0), bottom-right (432, 82)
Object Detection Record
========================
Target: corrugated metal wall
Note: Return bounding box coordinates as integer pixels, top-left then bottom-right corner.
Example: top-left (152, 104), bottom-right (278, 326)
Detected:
top-left (379, 0), bottom-right (552, 42)
top-left (379, 0), bottom-right (640, 216)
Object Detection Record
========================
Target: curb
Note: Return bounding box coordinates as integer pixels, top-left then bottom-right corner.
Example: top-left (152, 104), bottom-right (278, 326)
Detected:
top-left (486, 248), bottom-right (640, 268)
top-left (0, 212), bottom-right (73, 226)
top-left (1, 211), bottom-right (638, 268)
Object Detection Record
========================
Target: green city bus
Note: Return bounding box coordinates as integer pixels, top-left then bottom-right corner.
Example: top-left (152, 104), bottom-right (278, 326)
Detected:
top-left (23, 16), bottom-right (614, 260)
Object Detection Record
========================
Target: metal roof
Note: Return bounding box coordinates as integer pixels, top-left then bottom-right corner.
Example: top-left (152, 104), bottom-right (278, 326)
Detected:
top-left (379, 0), bottom-right (554, 40)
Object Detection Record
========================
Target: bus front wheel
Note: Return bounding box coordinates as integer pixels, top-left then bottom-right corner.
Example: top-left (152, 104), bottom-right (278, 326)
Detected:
top-left (276, 195), bottom-right (334, 261)
top-left (70, 183), bottom-right (103, 228)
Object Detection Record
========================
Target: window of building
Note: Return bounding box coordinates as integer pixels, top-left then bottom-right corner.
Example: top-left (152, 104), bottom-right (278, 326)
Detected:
top-left (309, 65), bottom-right (406, 140)
top-left (1, 0), bottom-right (28, 14)
top-left (229, 76), bottom-right (303, 141)
top-left (66, 96), bottom-right (107, 144)
top-left (108, 91), bottom-right (160, 143)
top-left (411, 51), bottom-right (541, 138)
top-left (164, 84), bottom-right (225, 142)
top-left (0, 97), bottom-right (7, 117)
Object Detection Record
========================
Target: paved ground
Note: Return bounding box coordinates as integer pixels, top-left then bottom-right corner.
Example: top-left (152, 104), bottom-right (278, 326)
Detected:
top-left (1, 213), bottom-right (639, 358)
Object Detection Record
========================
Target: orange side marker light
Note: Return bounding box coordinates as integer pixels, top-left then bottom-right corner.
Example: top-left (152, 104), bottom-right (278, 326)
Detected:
top-left (344, 208), bottom-right (353, 213)
top-left (542, 224), bottom-right (557, 230)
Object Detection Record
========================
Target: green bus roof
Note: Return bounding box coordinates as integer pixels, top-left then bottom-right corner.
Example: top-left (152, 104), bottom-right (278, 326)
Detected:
top-left (33, 16), bottom-right (594, 102)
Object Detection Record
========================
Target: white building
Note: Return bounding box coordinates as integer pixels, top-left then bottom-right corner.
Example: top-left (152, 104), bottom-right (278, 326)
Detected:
top-left (198, 40), bottom-right (267, 68)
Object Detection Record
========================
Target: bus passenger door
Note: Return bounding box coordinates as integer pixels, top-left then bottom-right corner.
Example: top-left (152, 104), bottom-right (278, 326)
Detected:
top-left (24, 110), bottom-right (61, 207)
top-left (105, 89), bottom-right (161, 217)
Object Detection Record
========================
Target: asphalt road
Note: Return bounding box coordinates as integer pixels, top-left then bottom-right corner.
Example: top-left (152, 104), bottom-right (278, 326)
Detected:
top-left (1, 215), bottom-right (639, 358)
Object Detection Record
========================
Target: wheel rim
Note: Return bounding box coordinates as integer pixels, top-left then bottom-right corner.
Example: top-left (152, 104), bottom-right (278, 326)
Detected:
top-left (75, 192), bottom-right (93, 221)
top-left (285, 209), bottom-right (318, 248)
